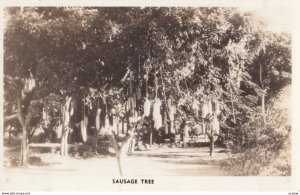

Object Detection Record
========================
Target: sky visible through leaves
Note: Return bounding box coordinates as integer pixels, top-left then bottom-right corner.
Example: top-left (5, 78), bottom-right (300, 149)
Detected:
top-left (239, 6), bottom-right (292, 33)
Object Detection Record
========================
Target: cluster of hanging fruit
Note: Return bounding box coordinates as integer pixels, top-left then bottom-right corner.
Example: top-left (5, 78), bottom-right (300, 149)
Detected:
top-left (152, 98), bottom-right (162, 129)
top-left (127, 92), bottom-right (139, 120)
top-left (124, 68), bottom-right (177, 132)
top-left (125, 69), bottom-right (144, 123)
top-left (200, 99), bottom-right (221, 135)
top-left (22, 72), bottom-right (36, 98)
top-left (45, 66), bottom-right (223, 143)
top-left (89, 96), bottom-right (124, 138)
top-left (82, 97), bottom-right (108, 140)
top-left (138, 96), bottom-right (175, 133)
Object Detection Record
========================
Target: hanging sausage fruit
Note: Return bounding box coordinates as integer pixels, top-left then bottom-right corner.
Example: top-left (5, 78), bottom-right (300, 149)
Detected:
top-left (208, 100), bottom-right (213, 116)
top-left (143, 98), bottom-right (151, 117)
top-left (127, 70), bottom-right (135, 117)
top-left (202, 102), bottom-right (209, 119)
top-left (81, 99), bottom-right (87, 142)
top-left (84, 113), bottom-right (88, 130)
top-left (42, 107), bottom-right (47, 120)
top-left (168, 98), bottom-right (175, 134)
top-left (70, 100), bottom-right (75, 116)
top-left (192, 99), bottom-right (199, 118)
top-left (23, 78), bottom-right (30, 93)
top-left (23, 72), bottom-right (36, 94)
top-left (128, 95), bottom-right (134, 117)
top-left (170, 106), bottom-right (176, 134)
top-left (137, 58), bottom-right (142, 101)
top-left (132, 93), bottom-right (137, 111)
top-left (212, 115), bottom-right (220, 135)
top-left (214, 100), bottom-right (221, 115)
top-left (153, 98), bottom-right (162, 130)
top-left (64, 97), bottom-right (72, 127)
top-left (113, 115), bottom-right (121, 134)
top-left (80, 120), bottom-right (86, 141)
top-left (105, 105), bottom-right (110, 133)
top-left (202, 102), bottom-right (209, 135)
top-left (42, 107), bottom-right (50, 127)
top-left (95, 108), bottom-right (101, 131)
top-left (136, 83), bottom-right (142, 101)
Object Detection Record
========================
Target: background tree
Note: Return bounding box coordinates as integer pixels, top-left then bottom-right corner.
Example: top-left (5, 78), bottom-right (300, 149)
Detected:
top-left (249, 31), bottom-right (291, 121)
top-left (4, 7), bottom-right (112, 164)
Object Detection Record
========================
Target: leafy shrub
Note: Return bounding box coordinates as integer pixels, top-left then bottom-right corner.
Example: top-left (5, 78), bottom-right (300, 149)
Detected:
top-left (223, 86), bottom-right (291, 176)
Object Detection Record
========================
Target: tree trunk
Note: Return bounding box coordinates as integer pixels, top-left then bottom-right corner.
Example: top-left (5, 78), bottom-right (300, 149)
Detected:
top-left (21, 125), bottom-right (28, 166)
top-left (60, 97), bottom-right (71, 157)
top-left (126, 115), bottom-right (130, 134)
top-left (150, 129), bottom-right (153, 148)
top-left (183, 136), bottom-right (187, 148)
top-left (129, 138), bottom-right (136, 153)
top-left (60, 126), bottom-right (70, 156)
top-left (230, 88), bottom-right (236, 124)
top-left (60, 129), bottom-right (65, 156)
top-left (21, 116), bottom-right (32, 166)
top-left (262, 93), bottom-right (266, 123)
top-left (109, 132), bottom-right (134, 176)
top-left (164, 111), bottom-right (168, 135)
top-left (8, 126), bottom-right (12, 144)
top-left (259, 62), bottom-right (266, 123)
top-left (120, 118), bottom-right (123, 134)
top-left (116, 152), bottom-right (123, 176)
top-left (16, 91), bottom-right (32, 166)
top-left (183, 125), bottom-right (188, 148)
top-left (92, 128), bottom-right (98, 149)
top-left (209, 136), bottom-right (214, 156)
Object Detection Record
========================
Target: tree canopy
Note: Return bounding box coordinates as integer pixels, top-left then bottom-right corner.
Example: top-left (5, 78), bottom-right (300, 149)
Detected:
top-left (3, 7), bottom-right (291, 166)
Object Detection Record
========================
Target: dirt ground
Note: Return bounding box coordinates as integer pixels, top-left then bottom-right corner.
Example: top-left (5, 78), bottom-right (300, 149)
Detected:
top-left (1, 143), bottom-right (230, 191)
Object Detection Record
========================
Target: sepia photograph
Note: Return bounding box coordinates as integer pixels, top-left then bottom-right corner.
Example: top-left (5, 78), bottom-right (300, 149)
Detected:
top-left (1, 1), bottom-right (299, 192)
